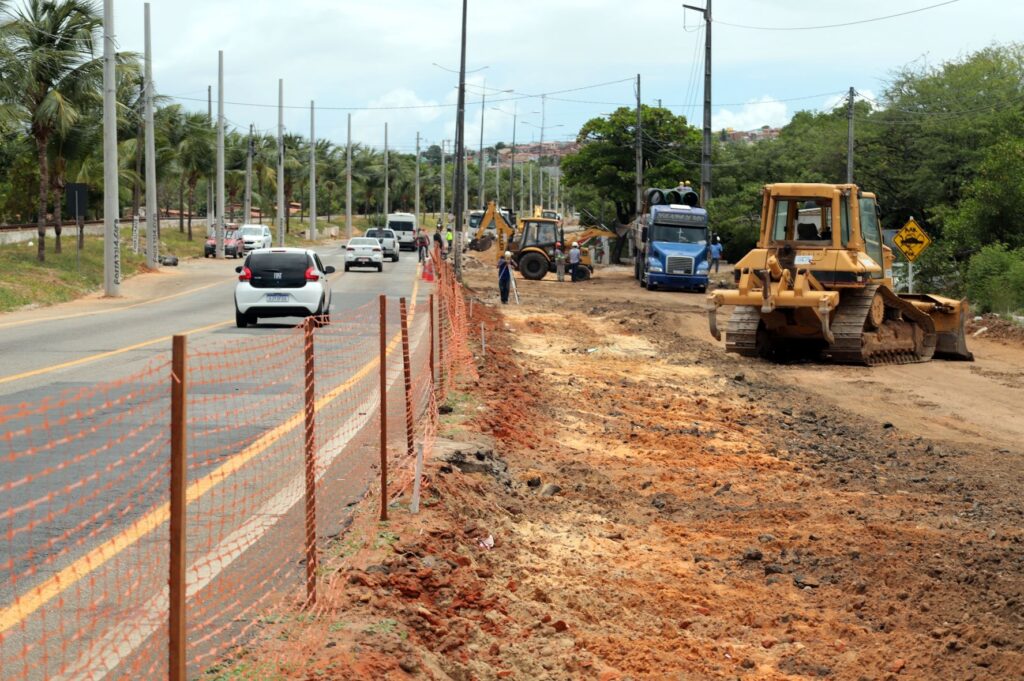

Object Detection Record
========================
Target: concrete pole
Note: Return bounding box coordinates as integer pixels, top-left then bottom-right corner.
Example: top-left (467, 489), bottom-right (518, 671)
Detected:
top-left (635, 73), bottom-right (643, 219)
top-left (216, 51), bottom-right (225, 257)
top-left (383, 122), bottom-right (389, 216)
top-left (345, 113), bottom-right (352, 239)
top-left (846, 86), bottom-right (855, 184)
top-left (440, 139), bottom-right (446, 226)
top-left (310, 100), bottom-right (317, 239)
top-left (277, 79), bottom-right (285, 246)
top-left (528, 163), bottom-right (533, 210)
top-left (495, 155), bottom-right (500, 206)
top-left (102, 0), bottom-right (120, 296)
top-left (414, 131), bottom-right (421, 228)
top-left (143, 3), bottom-right (158, 269)
top-left (207, 85), bottom-right (213, 235)
top-left (244, 124), bottom-right (253, 224)
top-left (478, 90), bottom-right (486, 209)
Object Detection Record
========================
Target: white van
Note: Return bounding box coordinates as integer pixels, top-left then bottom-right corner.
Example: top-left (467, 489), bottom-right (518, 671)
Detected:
top-left (385, 212), bottom-right (417, 251)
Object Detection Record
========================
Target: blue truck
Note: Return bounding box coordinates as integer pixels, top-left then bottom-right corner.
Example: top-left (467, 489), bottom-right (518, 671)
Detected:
top-left (633, 186), bottom-right (710, 292)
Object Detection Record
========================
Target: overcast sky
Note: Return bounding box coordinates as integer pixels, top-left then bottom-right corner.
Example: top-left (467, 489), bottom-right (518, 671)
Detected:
top-left (115, 0), bottom-right (1022, 154)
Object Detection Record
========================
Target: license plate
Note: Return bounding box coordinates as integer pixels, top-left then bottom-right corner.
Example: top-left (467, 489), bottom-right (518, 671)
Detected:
top-left (672, 270), bottom-right (687, 274)
top-left (267, 294), bottom-right (288, 303)
top-left (358, 257), bottom-right (369, 263)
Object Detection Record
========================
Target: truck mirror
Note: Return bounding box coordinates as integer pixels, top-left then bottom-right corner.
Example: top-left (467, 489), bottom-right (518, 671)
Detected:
top-left (641, 227), bottom-right (648, 243)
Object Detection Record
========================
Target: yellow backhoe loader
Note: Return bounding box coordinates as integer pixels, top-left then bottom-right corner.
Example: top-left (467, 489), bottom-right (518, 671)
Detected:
top-left (707, 183), bottom-right (973, 365)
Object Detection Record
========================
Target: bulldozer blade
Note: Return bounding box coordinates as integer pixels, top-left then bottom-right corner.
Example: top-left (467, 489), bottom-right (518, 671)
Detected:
top-left (935, 330), bottom-right (974, 360)
top-left (707, 300), bottom-right (721, 341)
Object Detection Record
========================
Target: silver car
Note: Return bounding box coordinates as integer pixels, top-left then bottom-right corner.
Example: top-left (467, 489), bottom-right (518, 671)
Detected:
top-left (364, 228), bottom-right (400, 261)
top-left (344, 237), bottom-right (384, 272)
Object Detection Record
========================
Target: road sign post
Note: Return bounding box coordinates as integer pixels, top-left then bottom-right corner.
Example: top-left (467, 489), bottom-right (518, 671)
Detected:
top-left (893, 217), bottom-right (932, 294)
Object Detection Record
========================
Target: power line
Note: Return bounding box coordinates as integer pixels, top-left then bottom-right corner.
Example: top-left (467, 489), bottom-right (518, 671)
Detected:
top-left (717, 0), bottom-right (961, 31)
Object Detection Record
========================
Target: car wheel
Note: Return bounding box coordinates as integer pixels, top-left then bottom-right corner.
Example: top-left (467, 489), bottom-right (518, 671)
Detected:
top-left (377, 264), bottom-right (383, 272)
top-left (344, 264), bottom-right (350, 272)
top-left (235, 308), bottom-right (248, 328)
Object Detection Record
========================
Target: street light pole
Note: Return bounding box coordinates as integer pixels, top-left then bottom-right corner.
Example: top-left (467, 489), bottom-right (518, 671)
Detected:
top-left (277, 78), bottom-right (285, 246)
top-left (384, 122), bottom-right (389, 215)
top-left (216, 50), bottom-right (225, 257)
top-left (684, 0), bottom-right (712, 205)
top-left (453, 0), bottom-right (468, 280)
top-left (143, 3), bottom-right (158, 269)
top-left (102, 0), bottom-right (119, 295)
top-left (310, 100), bottom-right (317, 239)
top-left (345, 113), bottom-right (352, 240)
top-left (478, 88), bottom-right (486, 209)
top-left (415, 131), bottom-right (421, 228)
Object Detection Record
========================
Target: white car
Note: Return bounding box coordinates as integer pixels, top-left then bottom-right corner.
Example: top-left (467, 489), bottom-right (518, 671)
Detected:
top-left (345, 237), bottom-right (384, 272)
top-left (234, 248), bottom-right (334, 327)
top-left (239, 224), bottom-right (272, 251)
top-left (365, 228), bottom-right (400, 261)
top-left (386, 213), bottom-right (417, 251)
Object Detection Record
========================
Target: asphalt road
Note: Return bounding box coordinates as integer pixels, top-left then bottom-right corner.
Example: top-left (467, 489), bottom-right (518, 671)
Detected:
top-left (0, 244), bottom-right (432, 679)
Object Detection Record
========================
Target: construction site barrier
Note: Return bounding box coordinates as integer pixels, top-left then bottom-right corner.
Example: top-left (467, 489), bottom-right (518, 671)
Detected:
top-left (0, 256), bottom-right (475, 680)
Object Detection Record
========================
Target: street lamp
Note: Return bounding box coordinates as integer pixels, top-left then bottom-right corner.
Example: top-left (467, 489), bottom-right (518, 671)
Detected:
top-left (522, 121), bottom-right (564, 209)
top-left (474, 85), bottom-right (513, 209)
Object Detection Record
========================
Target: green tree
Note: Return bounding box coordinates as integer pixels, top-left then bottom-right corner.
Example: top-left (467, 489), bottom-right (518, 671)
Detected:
top-left (0, 0), bottom-right (103, 262)
top-left (562, 105), bottom-right (700, 226)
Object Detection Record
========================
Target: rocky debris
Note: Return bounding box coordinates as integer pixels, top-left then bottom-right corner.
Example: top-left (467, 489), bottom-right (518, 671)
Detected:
top-left (539, 483), bottom-right (561, 497)
top-left (742, 547), bottom-right (764, 561)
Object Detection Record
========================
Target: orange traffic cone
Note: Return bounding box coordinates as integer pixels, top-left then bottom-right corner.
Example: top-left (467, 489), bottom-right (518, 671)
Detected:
top-left (422, 257), bottom-right (435, 282)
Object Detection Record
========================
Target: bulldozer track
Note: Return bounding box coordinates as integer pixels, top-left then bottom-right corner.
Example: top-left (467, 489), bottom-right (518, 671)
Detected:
top-left (826, 284), bottom-right (937, 366)
top-left (725, 306), bottom-right (762, 358)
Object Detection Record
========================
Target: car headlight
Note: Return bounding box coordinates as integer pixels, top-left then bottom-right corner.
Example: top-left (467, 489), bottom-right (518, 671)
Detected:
top-left (697, 261), bottom-right (709, 272)
top-left (647, 260), bottom-right (664, 273)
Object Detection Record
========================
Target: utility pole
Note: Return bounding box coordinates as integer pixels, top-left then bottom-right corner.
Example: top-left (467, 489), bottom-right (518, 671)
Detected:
top-left (102, 0), bottom-right (119, 295)
top-left (478, 88), bottom-right (486, 209)
top-left (453, 0), bottom-right (468, 280)
top-left (277, 79), bottom-right (285, 246)
top-left (519, 160), bottom-right (524, 214)
top-left (207, 85), bottom-right (213, 237)
top-left (539, 95), bottom-right (546, 207)
top-left (216, 51), bottom-right (225, 257)
top-left (684, 0), bottom-right (712, 205)
top-left (495, 154), bottom-right (500, 206)
top-left (528, 163), bottom-right (533, 210)
top-left (383, 122), bottom-right (389, 216)
top-left (143, 3), bottom-right (158, 269)
top-left (440, 139), bottom-right (446, 226)
top-left (244, 124), bottom-right (253, 224)
top-left (635, 73), bottom-right (643, 220)
top-left (510, 107), bottom-right (517, 215)
top-left (846, 86), bottom-right (855, 184)
top-left (310, 100), bottom-right (317, 239)
top-left (414, 132), bottom-right (421, 228)
top-left (345, 113), bottom-right (352, 240)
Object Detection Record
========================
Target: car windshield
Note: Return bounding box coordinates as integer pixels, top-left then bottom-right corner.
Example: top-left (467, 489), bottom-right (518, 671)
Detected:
top-left (389, 221), bottom-right (414, 232)
top-left (240, 227), bottom-right (262, 236)
top-left (225, 231), bottom-right (237, 239)
top-left (469, 214), bottom-right (483, 229)
top-left (650, 225), bottom-right (707, 244)
top-left (349, 238), bottom-right (377, 246)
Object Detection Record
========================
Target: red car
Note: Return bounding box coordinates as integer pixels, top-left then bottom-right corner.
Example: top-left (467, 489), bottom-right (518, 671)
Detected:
top-left (205, 229), bottom-right (243, 258)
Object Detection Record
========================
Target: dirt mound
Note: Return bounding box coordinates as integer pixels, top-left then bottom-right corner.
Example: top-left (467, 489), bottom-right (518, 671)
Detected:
top-left (967, 313), bottom-right (1024, 346)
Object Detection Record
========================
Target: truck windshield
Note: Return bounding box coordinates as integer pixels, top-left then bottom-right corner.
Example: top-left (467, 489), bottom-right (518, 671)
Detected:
top-left (469, 214), bottom-right (483, 230)
top-left (651, 225), bottom-right (707, 244)
top-left (389, 221), bottom-right (414, 232)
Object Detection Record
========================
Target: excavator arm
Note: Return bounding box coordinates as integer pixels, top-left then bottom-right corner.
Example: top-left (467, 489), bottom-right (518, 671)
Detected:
top-left (468, 201), bottom-right (515, 259)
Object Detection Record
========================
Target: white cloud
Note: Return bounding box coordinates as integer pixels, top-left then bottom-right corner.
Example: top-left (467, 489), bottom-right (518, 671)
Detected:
top-left (713, 97), bottom-right (789, 132)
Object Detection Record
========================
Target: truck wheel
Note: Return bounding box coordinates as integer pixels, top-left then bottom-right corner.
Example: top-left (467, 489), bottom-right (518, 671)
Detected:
top-left (519, 252), bottom-right (549, 281)
top-left (576, 266), bottom-right (592, 282)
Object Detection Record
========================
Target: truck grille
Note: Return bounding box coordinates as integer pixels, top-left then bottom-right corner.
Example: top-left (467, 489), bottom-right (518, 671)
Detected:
top-left (666, 256), bottom-right (694, 275)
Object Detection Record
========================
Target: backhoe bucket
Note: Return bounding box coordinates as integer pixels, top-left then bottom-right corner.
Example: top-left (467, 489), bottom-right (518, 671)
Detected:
top-left (900, 294), bottom-right (974, 361)
top-left (468, 235), bottom-right (494, 252)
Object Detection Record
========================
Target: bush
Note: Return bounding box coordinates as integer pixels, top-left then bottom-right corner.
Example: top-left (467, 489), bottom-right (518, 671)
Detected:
top-left (965, 244), bottom-right (1024, 313)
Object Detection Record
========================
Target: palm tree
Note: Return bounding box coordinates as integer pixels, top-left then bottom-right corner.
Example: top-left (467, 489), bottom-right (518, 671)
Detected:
top-left (156, 104), bottom-right (189, 232)
top-left (0, 0), bottom-right (104, 262)
top-left (177, 111), bottom-right (213, 240)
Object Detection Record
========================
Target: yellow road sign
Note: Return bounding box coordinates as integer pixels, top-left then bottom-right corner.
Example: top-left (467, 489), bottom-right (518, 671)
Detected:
top-left (893, 217), bottom-right (932, 262)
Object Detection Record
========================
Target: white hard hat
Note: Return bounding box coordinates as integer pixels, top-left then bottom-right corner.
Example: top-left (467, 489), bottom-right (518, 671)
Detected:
top-left (572, 241), bottom-right (579, 247)
top-left (504, 250), bottom-right (512, 258)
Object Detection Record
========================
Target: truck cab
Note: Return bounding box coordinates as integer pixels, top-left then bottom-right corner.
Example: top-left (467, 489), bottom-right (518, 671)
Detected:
top-left (637, 202), bottom-right (710, 292)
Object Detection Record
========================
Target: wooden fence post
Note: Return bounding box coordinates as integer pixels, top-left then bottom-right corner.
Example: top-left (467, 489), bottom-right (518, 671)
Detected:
top-left (400, 298), bottom-right (414, 463)
top-left (379, 294), bottom-right (388, 522)
top-left (303, 318), bottom-right (317, 606)
top-left (169, 335), bottom-right (188, 681)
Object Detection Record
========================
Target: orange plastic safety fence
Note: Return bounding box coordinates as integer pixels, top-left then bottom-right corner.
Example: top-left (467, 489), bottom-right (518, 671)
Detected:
top-left (1, 254), bottom-right (475, 679)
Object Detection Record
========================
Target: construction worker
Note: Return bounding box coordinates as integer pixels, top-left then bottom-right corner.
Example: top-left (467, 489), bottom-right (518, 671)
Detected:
top-left (554, 241), bottom-right (566, 282)
top-left (498, 251), bottom-right (515, 304)
top-left (568, 241), bottom-right (582, 282)
top-left (445, 227), bottom-right (454, 259)
top-left (710, 236), bottom-right (723, 273)
top-left (433, 228), bottom-right (443, 258)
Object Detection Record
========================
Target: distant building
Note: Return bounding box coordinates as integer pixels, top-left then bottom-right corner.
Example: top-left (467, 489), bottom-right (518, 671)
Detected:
top-left (721, 125), bottom-right (780, 144)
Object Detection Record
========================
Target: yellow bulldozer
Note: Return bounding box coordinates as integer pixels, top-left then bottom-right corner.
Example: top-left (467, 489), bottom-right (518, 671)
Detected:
top-left (707, 183), bottom-right (973, 365)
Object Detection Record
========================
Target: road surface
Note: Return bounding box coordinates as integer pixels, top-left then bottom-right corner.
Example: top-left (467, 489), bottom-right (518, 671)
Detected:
top-left (0, 244), bottom-right (433, 679)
